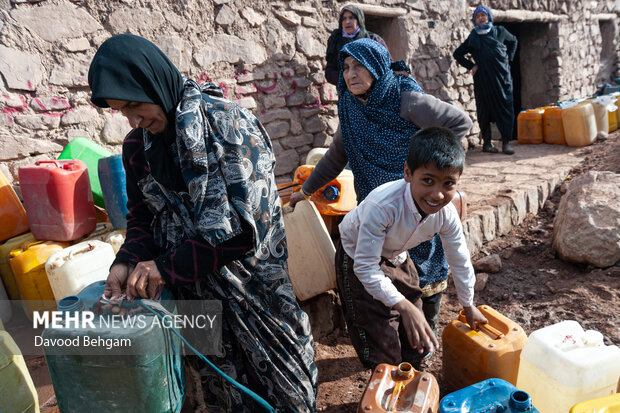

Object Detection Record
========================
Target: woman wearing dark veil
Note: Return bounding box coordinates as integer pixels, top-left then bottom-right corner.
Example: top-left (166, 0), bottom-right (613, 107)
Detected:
top-left (88, 34), bottom-right (317, 412)
top-left (453, 5), bottom-right (518, 155)
top-left (324, 4), bottom-right (390, 85)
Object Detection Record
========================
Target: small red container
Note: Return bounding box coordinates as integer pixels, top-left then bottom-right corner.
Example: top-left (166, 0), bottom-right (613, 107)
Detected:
top-left (18, 159), bottom-right (96, 241)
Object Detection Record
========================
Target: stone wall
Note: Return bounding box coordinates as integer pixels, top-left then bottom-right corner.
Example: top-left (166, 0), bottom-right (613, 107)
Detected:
top-left (0, 0), bottom-right (617, 187)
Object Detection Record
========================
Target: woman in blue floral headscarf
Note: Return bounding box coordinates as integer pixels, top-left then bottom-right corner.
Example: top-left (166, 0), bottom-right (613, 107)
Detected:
top-left (290, 38), bottom-right (472, 364)
top-left (88, 34), bottom-right (317, 412)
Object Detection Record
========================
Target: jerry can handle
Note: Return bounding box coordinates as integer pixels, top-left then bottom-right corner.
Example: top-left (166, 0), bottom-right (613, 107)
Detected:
top-left (35, 160), bottom-right (61, 167)
top-left (475, 321), bottom-right (505, 340)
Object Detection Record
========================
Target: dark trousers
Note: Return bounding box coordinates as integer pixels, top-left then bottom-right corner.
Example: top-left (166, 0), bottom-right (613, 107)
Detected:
top-left (421, 292), bottom-right (443, 336)
top-left (335, 242), bottom-right (427, 370)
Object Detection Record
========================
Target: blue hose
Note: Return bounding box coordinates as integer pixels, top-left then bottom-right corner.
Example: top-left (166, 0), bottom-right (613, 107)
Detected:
top-left (134, 300), bottom-right (276, 413)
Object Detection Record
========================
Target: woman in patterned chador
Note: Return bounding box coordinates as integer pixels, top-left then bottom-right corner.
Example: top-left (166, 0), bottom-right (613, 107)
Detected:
top-left (88, 34), bottom-right (317, 412)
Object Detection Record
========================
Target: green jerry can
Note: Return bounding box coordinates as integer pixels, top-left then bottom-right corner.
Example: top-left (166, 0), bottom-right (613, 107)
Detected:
top-left (42, 280), bottom-right (185, 412)
top-left (58, 137), bottom-right (113, 208)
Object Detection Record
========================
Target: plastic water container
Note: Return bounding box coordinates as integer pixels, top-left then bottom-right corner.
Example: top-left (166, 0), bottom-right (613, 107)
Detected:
top-left (517, 109), bottom-right (544, 144)
top-left (18, 159), bottom-right (97, 241)
top-left (570, 393), bottom-right (620, 413)
top-left (8, 239), bottom-right (69, 319)
top-left (0, 279), bottom-right (11, 325)
top-left (45, 240), bottom-right (115, 300)
top-left (562, 103), bottom-right (597, 147)
top-left (0, 232), bottom-right (36, 301)
top-left (0, 329), bottom-right (39, 413)
top-left (442, 305), bottom-right (527, 391)
top-left (584, 100), bottom-right (609, 134)
top-left (58, 137), bottom-right (113, 208)
top-left (357, 362), bottom-right (440, 413)
top-left (543, 106), bottom-right (566, 145)
top-left (306, 147), bottom-right (328, 165)
top-left (43, 280), bottom-right (185, 412)
top-left (609, 107), bottom-right (618, 132)
top-left (516, 320), bottom-right (620, 413)
top-left (0, 169), bottom-right (29, 243)
top-left (439, 378), bottom-right (539, 413)
top-left (293, 165), bottom-right (357, 216)
top-left (98, 154), bottom-right (129, 229)
top-left (105, 229), bottom-right (126, 254)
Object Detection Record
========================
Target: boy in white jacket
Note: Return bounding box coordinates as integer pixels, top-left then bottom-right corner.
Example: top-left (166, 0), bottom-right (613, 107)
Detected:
top-left (337, 126), bottom-right (487, 369)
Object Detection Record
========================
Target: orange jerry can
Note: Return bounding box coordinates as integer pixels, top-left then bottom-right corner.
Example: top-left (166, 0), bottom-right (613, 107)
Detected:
top-left (292, 165), bottom-right (357, 216)
top-left (358, 362), bottom-right (439, 413)
top-left (517, 109), bottom-right (544, 144)
top-left (442, 305), bottom-right (527, 392)
top-left (0, 169), bottom-right (29, 243)
top-left (543, 106), bottom-right (566, 145)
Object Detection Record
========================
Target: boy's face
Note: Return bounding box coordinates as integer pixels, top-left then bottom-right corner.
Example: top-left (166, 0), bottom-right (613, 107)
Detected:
top-left (404, 163), bottom-right (460, 215)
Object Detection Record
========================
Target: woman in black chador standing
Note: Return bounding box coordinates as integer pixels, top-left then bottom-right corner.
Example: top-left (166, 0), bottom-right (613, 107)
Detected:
top-left (454, 5), bottom-right (518, 155)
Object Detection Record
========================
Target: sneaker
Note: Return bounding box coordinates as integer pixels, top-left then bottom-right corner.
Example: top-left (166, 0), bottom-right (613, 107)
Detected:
top-left (502, 143), bottom-right (515, 155)
top-left (482, 144), bottom-right (499, 153)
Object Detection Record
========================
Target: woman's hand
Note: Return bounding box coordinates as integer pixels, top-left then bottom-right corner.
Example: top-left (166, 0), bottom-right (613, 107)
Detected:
top-left (104, 263), bottom-right (133, 299)
top-left (472, 65), bottom-right (478, 75)
top-left (126, 260), bottom-right (165, 299)
top-left (463, 305), bottom-right (488, 330)
top-left (394, 299), bottom-right (439, 354)
top-left (289, 191), bottom-right (307, 208)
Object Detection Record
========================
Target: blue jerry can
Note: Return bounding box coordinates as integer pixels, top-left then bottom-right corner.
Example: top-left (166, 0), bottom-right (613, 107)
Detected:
top-left (98, 154), bottom-right (129, 229)
top-left (439, 378), bottom-right (539, 413)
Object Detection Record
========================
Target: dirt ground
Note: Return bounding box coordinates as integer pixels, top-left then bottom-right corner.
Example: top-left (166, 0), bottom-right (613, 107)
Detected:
top-left (315, 131), bottom-right (620, 412)
top-left (22, 132), bottom-right (620, 412)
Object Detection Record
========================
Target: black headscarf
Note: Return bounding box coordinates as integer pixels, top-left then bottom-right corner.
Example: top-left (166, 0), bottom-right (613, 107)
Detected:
top-left (325, 5), bottom-right (371, 67)
top-left (88, 34), bottom-right (186, 190)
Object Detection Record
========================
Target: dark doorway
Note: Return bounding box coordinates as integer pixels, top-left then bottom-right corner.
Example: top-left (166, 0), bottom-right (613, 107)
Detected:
top-left (363, 15), bottom-right (407, 61)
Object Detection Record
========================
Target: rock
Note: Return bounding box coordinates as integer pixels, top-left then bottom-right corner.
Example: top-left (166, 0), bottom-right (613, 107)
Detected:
top-left (194, 34), bottom-right (267, 66)
top-left (296, 27), bottom-right (323, 59)
top-left (553, 171), bottom-right (620, 268)
top-left (108, 7), bottom-right (165, 34)
top-left (241, 8), bottom-right (265, 27)
top-left (264, 121), bottom-right (290, 139)
top-left (274, 149), bottom-right (299, 175)
top-left (215, 4), bottom-right (236, 27)
top-left (474, 272), bottom-right (489, 292)
top-left (101, 113), bottom-right (131, 144)
top-left (0, 46), bottom-right (43, 91)
top-left (14, 114), bottom-right (60, 130)
top-left (473, 254), bottom-right (502, 273)
top-left (156, 36), bottom-right (192, 73)
top-left (49, 55), bottom-right (91, 87)
top-left (10, 2), bottom-right (102, 42)
top-left (30, 96), bottom-right (71, 112)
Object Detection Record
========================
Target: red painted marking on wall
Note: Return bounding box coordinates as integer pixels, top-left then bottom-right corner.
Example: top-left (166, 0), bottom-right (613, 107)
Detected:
top-left (258, 79), bottom-right (278, 93)
top-left (32, 98), bottom-right (48, 111)
top-left (218, 82), bottom-right (229, 98)
top-left (27, 80), bottom-right (34, 91)
top-left (198, 72), bottom-right (212, 83)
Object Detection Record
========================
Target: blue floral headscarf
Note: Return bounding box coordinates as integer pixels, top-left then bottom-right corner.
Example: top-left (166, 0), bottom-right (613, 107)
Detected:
top-left (337, 38), bottom-right (424, 201)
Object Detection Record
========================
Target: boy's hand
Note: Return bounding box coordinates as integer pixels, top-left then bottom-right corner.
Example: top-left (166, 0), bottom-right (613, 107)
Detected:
top-left (463, 305), bottom-right (488, 330)
top-left (394, 299), bottom-right (439, 354)
top-left (289, 191), bottom-right (306, 208)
